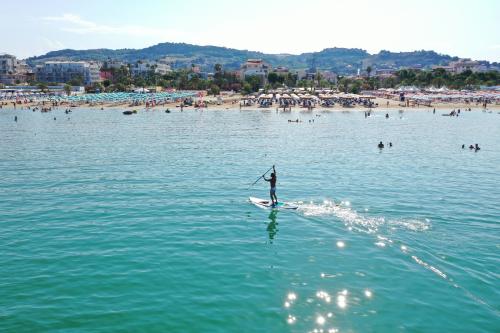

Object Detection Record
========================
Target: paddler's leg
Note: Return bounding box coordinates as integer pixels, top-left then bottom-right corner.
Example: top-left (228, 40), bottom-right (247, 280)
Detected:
top-left (271, 187), bottom-right (277, 205)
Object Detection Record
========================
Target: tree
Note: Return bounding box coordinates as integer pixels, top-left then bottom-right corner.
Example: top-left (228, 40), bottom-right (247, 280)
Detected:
top-left (243, 83), bottom-right (253, 95)
top-left (297, 79), bottom-right (310, 88)
top-left (284, 73), bottom-right (297, 87)
top-left (380, 76), bottom-right (396, 88)
top-left (319, 79), bottom-right (330, 88)
top-left (316, 71), bottom-right (322, 87)
top-left (209, 84), bottom-right (220, 96)
top-left (134, 76), bottom-right (146, 88)
top-left (267, 72), bottom-right (279, 86)
top-left (113, 66), bottom-right (132, 88)
top-left (69, 75), bottom-right (84, 86)
top-left (115, 83), bottom-right (127, 91)
top-left (465, 76), bottom-right (478, 87)
top-left (263, 83), bottom-right (271, 93)
top-left (350, 81), bottom-right (361, 94)
top-left (38, 82), bottom-right (48, 92)
top-left (245, 75), bottom-right (262, 92)
top-left (158, 79), bottom-right (169, 88)
top-left (188, 75), bottom-right (201, 90)
top-left (338, 77), bottom-right (351, 93)
top-left (431, 77), bottom-right (445, 88)
top-left (64, 84), bottom-right (72, 96)
top-left (213, 64), bottom-right (223, 88)
top-left (91, 82), bottom-right (104, 93)
top-left (366, 66), bottom-right (372, 77)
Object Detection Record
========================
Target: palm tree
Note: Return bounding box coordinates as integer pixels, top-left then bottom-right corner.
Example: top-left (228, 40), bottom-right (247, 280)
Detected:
top-left (316, 71), bottom-right (322, 88)
top-left (38, 82), bottom-right (48, 93)
top-left (64, 84), bottom-right (71, 96)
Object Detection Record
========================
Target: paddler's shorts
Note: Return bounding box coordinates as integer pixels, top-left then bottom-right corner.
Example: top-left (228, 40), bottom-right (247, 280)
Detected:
top-left (270, 187), bottom-right (276, 194)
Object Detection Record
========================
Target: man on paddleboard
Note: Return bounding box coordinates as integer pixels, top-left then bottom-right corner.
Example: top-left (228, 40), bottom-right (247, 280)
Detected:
top-left (263, 165), bottom-right (278, 206)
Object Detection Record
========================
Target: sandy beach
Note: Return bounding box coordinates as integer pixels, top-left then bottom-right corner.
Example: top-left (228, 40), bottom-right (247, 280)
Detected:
top-left (2, 96), bottom-right (499, 113)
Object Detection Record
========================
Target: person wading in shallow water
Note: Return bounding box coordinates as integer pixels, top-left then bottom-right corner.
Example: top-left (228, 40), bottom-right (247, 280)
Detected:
top-left (263, 165), bottom-right (278, 206)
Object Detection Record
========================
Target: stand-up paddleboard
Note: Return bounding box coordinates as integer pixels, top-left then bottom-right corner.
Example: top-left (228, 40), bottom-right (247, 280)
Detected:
top-left (249, 197), bottom-right (299, 210)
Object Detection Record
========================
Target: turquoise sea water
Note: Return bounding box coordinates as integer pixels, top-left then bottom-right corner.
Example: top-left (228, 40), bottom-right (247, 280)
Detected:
top-left (1, 107), bottom-right (499, 332)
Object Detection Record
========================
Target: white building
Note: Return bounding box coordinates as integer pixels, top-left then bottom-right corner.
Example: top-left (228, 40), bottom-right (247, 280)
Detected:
top-left (155, 59), bottom-right (173, 75)
top-left (433, 59), bottom-right (490, 74)
top-left (274, 66), bottom-right (289, 73)
top-left (295, 69), bottom-right (307, 81)
top-left (131, 61), bottom-right (150, 77)
top-left (131, 60), bottom-right (172, 77)
top-left (241, 59), bottom-right (270, 84)
top-left (88, 62), bottom-right (102, 84)
top-left (0, 54), bottom-right (32, 84)
top-left (103, 59), bottom-right (127, 70)
top-left (375, 68), bottom-right (397, 76)
top-left (155, 59), bottom-right (172, 75)
top-left (454, 60), bottom-right (489, 73)
top-left (36, 61), bottom-right (101, 85)
top-left (321, 71), bottom-right (337, 83)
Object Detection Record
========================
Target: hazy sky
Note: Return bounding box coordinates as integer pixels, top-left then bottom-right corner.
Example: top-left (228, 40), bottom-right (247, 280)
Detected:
top-left (1, 0), bottom-right (499, 61)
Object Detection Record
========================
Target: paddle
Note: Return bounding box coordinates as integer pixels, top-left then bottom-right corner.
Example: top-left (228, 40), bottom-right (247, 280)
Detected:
top-left (248, 165), bottom-right (274, 189)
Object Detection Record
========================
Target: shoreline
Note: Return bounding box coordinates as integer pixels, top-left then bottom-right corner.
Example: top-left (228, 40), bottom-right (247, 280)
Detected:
top-left (1, 100), bottom-right (499, 113)
top-left (2, 93), bottom-right (499, 112)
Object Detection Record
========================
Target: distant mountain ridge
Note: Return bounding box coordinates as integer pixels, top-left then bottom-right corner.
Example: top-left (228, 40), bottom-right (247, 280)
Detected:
top-left (26, 42), bottom-right (469, 74)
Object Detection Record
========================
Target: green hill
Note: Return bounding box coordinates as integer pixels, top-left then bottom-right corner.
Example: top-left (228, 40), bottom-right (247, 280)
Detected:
top-left (26, 42), bottom-right (463, 74)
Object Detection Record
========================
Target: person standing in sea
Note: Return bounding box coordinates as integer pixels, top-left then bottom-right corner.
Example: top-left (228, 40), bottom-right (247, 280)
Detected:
top-left (263, 165), bottom-right (278, 206)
